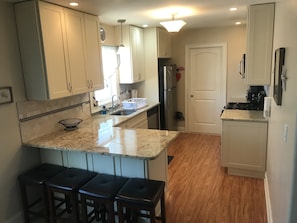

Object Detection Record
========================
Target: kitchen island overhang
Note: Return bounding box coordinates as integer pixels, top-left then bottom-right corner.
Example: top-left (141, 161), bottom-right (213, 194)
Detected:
top-left (22, 113), bottom-right (179, 183)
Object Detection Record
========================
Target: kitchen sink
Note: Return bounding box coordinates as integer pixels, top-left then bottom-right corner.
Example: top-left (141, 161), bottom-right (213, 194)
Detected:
top-left (110, 109), bottom-right (136, 116)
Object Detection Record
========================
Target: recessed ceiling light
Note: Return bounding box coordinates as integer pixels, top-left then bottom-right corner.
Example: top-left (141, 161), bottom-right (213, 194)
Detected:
top-left (142, 24), bottom-right (148, 28)
top-left (230, 7), bottom-right (238, 11)
top-left (69, 2), bottom-right (79, 7)
top-left (235, 21), bottom-right (241, 25)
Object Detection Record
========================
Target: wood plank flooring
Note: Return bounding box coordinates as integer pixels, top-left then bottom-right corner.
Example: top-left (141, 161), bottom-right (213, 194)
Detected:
top-left (166, 133), bottom-right (267, 223)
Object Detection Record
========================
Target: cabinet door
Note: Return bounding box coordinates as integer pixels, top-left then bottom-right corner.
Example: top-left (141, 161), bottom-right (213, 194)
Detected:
top-left (130, 26), bottom-right (145, 82)
top-left (39, 2), bottom-right (72, 99)
top-left (84, 14), bottom-right (104, 91)
top-left (222, 120), bottom-right (267, 172)
top-left (64, 9), bottom-right (89, 95)
top-left (118, 26), bottom-right (144, 84)
top-left (246, 3), bottom-right (274, 85)
top-left (157, 28), bottom-right (172, 58)
top-left (126, 112), bottom-right (148, 129)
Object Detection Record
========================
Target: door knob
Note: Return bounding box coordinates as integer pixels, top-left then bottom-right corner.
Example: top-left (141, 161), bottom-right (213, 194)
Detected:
top-left (190, 95), bottom-right (194, 97)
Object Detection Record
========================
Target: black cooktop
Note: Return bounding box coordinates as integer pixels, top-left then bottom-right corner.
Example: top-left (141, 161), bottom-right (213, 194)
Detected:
top-left (225, 102), bottom-right (264, 111)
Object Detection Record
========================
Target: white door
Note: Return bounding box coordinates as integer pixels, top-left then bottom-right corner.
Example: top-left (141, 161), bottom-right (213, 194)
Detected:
top-left (186, 44), bottom-right (226, 134)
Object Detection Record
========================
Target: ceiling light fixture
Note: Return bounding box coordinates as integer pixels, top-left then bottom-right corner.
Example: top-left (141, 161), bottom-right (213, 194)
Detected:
top-left (160, 14), bottom-right (186, 32)
top-left (117, 19), bottom-right (126, 54)
top-left (230, 7), bottom-right (238, 11)
top-left (69, 2), bottom-right (79, 7)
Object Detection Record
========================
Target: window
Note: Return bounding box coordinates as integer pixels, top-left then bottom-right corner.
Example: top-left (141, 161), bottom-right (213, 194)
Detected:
top-left (94, 46), bottom-right (119, 105)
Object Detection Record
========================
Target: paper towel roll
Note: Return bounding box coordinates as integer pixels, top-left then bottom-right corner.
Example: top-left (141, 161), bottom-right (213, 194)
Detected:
top-left (263, 97), bottom-right (271, 118)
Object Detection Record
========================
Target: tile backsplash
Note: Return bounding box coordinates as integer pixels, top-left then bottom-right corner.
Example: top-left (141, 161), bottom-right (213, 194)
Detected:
top-left (17, 93), bottom-right (91, 142)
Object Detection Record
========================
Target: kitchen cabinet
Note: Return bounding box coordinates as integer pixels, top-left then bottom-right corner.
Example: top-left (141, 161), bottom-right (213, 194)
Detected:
top-left (115, 112), bottom-right (148, 129)
top-left (221, 120), bottom-right (268, 178)
top-left (83, 14), bottom-right (105, 90)
top-left (15, 1), bottom-right (103, 100)
top-left (246, 3), bottom-right (275, 85)
top-left (116, 25), bottom-right (145, 83)
top-left (157, 28), bottom-right (172, 58)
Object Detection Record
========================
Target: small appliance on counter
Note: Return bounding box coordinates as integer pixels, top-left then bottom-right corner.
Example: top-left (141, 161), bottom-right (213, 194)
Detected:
top-left (225, 86), bottom-right (266, 111)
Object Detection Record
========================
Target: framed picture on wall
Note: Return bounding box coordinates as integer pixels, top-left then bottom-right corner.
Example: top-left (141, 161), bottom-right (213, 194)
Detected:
top-left (0, 87), bottom-right (13, 105)
top-left (273, 48), bottom-right (286, 106)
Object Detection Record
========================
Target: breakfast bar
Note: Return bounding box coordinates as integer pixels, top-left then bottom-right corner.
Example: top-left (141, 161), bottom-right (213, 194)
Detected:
top-left (22, 112), bottom-right (179, 184)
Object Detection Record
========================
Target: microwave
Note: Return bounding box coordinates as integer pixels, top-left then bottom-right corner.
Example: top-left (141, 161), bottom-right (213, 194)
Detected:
top-left (238, 53), bottom-right (246, 79)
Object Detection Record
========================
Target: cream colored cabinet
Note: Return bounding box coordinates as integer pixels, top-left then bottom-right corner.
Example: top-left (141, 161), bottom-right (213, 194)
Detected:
top-left (15, 1), bottom-right (103, 100)
top-left (157, 28), bottom-right (172, 58)
top-left (246, 3), bottom-right (275, 85)
top-left (64, 9), bottom-right (89, 95)
top-left (116, 25), bottom-right (145, 84)
top-left (221, 120), bottom-right (268, 178)
top-left (84, 14), bottom-right (104, 90)
top-left (115, 112), bottom-right (148, 129)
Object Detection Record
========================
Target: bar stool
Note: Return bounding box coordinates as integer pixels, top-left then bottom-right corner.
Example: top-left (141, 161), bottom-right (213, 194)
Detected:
top-left (18, 163), bottom-right (66, 223)
top-left (79, 174), bottom-right (129, 223)
top-left (116, 178), bottom-right (166, 223)
top-left (46, 167), bottom-right (96, 223)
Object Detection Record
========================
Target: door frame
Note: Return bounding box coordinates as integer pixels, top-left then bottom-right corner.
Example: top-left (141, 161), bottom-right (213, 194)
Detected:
top-left (185, 43), bottom-right (227, 133)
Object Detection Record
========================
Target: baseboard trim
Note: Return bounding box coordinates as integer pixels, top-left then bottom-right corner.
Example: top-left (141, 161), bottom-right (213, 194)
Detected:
top-left (264, 173), bottom-right (273, 223)
top-left (177, 126), bottom-right (185, 132)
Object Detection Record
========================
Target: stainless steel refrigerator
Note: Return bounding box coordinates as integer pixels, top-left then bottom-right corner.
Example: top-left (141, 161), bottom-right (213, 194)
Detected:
top-left (158, 65), bottom-right (177, 130)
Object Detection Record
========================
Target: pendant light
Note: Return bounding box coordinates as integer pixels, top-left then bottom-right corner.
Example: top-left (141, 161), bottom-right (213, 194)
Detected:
top-left (117, 19), bottom-right (126, 54)
top-left (160, 14), bottom-right (186, 32)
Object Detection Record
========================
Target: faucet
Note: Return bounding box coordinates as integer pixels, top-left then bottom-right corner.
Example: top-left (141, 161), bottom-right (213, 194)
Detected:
top-left (111, 95), bottom-right (120, 109)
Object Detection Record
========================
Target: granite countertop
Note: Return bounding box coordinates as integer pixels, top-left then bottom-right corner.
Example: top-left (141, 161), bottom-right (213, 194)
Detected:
top-left (221, 109), bottom-right (268, 122)
top-left (23, 102), bottom-right (179, 160)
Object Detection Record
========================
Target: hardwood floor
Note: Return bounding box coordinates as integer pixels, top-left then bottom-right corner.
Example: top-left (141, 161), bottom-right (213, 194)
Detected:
top-left (166, 133), bottom-right (267, 223)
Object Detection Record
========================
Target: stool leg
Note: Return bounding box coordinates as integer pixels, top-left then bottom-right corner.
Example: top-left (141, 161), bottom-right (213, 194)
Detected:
top-left (47, 188), bottom-right (56, 223)
top-left (117, 202), bottom-right (125, 223)
top-left (107, 202), bottom-right (115, 223)
top-left (19, 181), bottom-right (30, 223)
top-left (41, 185), bottom-right (50, 223)
top-left (160, 192), bottom-right (166, 223)
top-left (150, 208), bottom-right (156, 223)
top-left (70, 192), bottom-right (80, 223)
top-left (80, 195), bottom-right (88, 223)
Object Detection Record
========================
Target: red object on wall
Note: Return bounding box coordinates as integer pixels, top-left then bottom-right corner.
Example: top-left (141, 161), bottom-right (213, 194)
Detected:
top-left (176, 66), bottom-right (184, 81)
top-left (176, 72), bottom-right (181, 81)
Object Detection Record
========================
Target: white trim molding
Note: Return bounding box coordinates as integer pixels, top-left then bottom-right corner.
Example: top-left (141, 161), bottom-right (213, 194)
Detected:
top-left (264, 172), bottom-right (273, 223)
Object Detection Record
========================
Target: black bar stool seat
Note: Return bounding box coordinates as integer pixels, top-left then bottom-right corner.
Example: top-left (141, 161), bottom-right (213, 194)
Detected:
top-left (116, 178), bottom-right (166, 223)
top-left (46, 167), bottom-right (96, 223)
top-left (18, 163), bottom-right (66, 223)
top-left (79, 174), bottom-right (129, 223)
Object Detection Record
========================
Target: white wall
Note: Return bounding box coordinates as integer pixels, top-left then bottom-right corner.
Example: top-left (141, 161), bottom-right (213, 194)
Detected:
top-left (0, 2), bottom-right (41, 222)
top-left (266, 0), bottom-right (297, 222)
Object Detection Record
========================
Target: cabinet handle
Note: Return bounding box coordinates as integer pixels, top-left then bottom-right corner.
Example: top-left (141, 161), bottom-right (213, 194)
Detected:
top-left (91, 80), bottom-right (93, 88)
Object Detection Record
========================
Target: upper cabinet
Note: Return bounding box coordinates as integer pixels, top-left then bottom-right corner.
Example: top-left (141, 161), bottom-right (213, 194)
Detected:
top-left (116, 25), bottom-right (145, 84)
top-left (15, 1), bottom-right (104, 100)
top-left (157, 28), bottom-right (172, 58)
top-left (246, 3), bottom-right (275, 85)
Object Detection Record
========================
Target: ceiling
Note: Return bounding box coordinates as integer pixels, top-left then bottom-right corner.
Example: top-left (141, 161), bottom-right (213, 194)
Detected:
top-left (9, 0), bottom-right (275, 29)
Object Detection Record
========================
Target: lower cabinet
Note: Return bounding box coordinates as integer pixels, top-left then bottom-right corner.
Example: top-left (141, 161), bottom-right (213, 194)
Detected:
top-left (221, 120), bottom-right (268, 178)
top-left (115, 112), bottom-right (148, 129)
